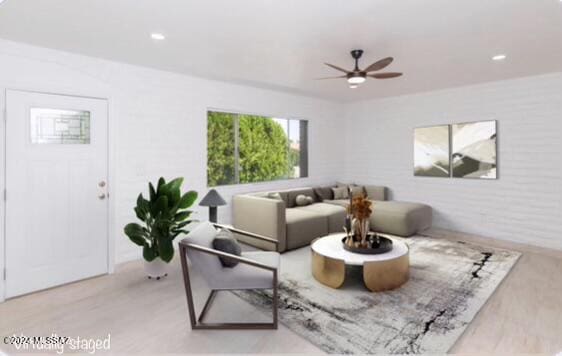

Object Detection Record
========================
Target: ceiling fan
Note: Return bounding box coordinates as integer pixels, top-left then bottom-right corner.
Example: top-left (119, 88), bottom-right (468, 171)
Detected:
top-left (318, 49), bottom-right (403, 88)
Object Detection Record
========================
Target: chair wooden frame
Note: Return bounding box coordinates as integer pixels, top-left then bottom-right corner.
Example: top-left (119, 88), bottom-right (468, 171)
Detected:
top-left (179, 223), bottom-right (279, 330)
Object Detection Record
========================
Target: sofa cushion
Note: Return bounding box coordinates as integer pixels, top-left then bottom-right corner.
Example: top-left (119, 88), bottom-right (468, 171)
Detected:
top-left (324, 199), bottom-right (350, 209)
top-left (369, 201), bottom-right (432, 236)
top-left (285, 208), bottom-right (328, 250)
top-left (212, 229), bottom-right (242, 268)
top-left (336, 182), bottom-right (364, 198)
top-left (286, 188), bottom-right (315, 208)
top-left (332, 186), bottom-right (349, 200)
top-left (313, 186), bottom-right (334, 201)
top-left (295, 194), bottom-right (314, 206)
top-left (364, 185), bottom-right (387, 201)
top-left (350, 185), bottom-right (366, 198)
top-left (296, 203), bottom-right (347, 233)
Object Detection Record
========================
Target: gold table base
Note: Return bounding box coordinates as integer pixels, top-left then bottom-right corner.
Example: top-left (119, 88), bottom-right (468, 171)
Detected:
top-left (311, 242), bottom-right (409, 292)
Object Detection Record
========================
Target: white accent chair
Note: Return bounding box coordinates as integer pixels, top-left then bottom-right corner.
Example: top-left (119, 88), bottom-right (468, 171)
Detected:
top-left (179, 221), bottom-right (280, 329)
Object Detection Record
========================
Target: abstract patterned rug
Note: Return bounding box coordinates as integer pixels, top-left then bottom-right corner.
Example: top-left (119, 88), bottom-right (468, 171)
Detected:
top-left (233, 236), bottom-right (521, 354)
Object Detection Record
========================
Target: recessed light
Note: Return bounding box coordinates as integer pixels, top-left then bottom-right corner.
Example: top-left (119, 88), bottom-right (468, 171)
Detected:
top-left (150, 33), bottom-right (166, 40)
top-left (492, 54), bottom-right (506, 61)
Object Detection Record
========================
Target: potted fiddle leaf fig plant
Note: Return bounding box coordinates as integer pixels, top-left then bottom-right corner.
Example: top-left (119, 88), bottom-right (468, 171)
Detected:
top-left (124, 177), bottom-right (197, 279)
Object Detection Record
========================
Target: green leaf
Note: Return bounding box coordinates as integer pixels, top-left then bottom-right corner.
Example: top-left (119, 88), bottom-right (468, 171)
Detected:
top-left (171, 229), bottom-right (190, 237)
top-left (124, 223), bottom-right (148, 246)
top-left (158, 238), bottom-right (174, 262)
top-left (156, 177), bottom-right (166, 195)
top-left (167, 188), bottom-right (181, 210)
top-left (174, 211), bottom-right (191, 222)
top-left (178, 191), bottom-right (198, 209)
top-left (143, 245), bottom-right (158, 262)
top-left (149, 183), bottom-right (157, 201)
top-left (136, 194), bottom-right (149, 218)
top-left (150, 195), bottom-right (169, 217)
top-left (134, 206), bottom-right (146, 221)
top-left (166, 177), bottom-right (183, 193)
top-left (176, 220), bottom-right (192, 229)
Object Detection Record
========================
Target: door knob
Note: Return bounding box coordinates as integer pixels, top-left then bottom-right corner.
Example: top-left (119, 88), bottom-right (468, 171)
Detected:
top-left (98, 193), bottom-right (106, 200)
top-left (98, 181), bottom-right (106, 187)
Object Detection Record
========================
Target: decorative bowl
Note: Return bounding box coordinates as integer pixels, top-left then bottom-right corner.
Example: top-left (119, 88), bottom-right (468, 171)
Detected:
top-left (341, 234), bottom-right (393, 255)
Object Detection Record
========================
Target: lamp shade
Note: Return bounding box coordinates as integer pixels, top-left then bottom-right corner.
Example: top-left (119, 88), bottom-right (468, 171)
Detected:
top-left (199, 189), bottom-right (226, 207)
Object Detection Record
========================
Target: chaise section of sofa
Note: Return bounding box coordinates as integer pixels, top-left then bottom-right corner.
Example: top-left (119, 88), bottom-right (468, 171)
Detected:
top-left (369, 201), bottom-right (432, 237)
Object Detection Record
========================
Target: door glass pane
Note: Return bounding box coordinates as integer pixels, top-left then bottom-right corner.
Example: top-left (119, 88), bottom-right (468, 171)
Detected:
top-left (30, 108), bottom-right (91, 144)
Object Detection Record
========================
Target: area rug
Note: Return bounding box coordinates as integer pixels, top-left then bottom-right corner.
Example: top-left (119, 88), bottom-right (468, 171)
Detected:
top-left (233, 236), bottom-right (521, 354)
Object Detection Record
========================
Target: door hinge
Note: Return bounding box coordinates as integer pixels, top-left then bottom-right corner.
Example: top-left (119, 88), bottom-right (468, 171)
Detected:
top-left (2, 268), bottom-right (5, 281)
top-left (3, 189), bottom-right (5, 201)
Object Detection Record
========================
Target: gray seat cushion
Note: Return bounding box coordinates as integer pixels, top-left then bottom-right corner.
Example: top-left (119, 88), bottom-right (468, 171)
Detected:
top-left (369, 201), bottom-right (432, 236)
top-left (296, 203), bottom-right (347, 233)
top-left (285, 208), bottom-right (328, 250)
top-left (323, 199), bottom-right (350, 208)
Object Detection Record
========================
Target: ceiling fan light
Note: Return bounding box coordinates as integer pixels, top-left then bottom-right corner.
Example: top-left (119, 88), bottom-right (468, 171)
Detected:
top-left (347, 75), bottom-right (366, 84)
top-left (349, 84), bottom-right (359, 89)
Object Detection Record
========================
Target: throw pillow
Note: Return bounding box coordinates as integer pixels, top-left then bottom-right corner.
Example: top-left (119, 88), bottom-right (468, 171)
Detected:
top-left (332, 186), bottom-right (349, 200)
top-left (313, 186), bottom-right (334, 201)
top-left (337, 182), bottom-right (365, 198)
top-left (212, 229), bottom-right (241, 268)
top-left (295, 194), bottom-right (313, 206)
top-left (350, 185), bottom-right (366, 198)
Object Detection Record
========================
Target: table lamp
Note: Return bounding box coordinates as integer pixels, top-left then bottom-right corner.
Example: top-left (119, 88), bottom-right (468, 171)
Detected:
top-left (199, 189), bottom-right (227, 223)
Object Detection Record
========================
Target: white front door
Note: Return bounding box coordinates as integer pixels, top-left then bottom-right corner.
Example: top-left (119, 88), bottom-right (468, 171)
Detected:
top-left (5, 90), bottom-right (109, 298)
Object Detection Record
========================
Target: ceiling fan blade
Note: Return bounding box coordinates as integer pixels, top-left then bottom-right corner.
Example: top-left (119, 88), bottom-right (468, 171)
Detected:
top-left (315, 75), bottom-right (347, 80)
top-left (324, 63), bottom-right (351, 74)
top-left (364, 57), bottom-right (394, 72)
top-left (369, 72), bottom-right (403, 79)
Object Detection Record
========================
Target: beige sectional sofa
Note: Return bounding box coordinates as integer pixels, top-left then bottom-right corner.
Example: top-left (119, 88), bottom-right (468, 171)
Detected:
top-left (232, 184), bottom-right (432, 252)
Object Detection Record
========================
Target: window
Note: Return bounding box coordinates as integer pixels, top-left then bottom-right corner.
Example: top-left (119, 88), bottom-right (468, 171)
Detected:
top-left (207, 111), bottom-right (308, 186)
top-left (30, 108), bottom-right (91, 144)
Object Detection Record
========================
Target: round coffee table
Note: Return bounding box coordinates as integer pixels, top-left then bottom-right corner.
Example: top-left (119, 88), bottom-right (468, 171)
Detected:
top-left (311, 233), bottom-right (409, 292)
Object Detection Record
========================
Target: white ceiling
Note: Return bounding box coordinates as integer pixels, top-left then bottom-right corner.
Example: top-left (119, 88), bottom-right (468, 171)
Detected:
top-left (1, 0), bottom-right (561, 102)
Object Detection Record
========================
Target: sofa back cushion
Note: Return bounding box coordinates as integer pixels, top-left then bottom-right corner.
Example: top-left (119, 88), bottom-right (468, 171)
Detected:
top-left (313, 186), bottom-right (334, 201)
top-left (332, 186), bottom-right (349, 200)
top-left (286, 188), bottom-right (315, 208)
top-left (364, 185), bottom-right (387, 201)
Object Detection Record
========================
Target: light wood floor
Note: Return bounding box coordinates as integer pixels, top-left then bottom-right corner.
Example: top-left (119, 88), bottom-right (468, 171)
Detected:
top-left (0, 229), bottom-right (561, 354)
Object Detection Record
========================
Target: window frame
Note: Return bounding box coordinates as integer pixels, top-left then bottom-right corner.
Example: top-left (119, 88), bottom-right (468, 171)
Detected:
top-left (206, 108), bottom-right (309, 187)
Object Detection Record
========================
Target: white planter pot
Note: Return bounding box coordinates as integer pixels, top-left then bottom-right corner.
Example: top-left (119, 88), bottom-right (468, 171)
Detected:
top-left (144, 258), bottom-right (169, 280)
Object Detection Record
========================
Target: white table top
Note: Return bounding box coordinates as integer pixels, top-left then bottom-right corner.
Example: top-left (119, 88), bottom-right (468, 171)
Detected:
top-left (311, 233), bottom-right (409, 266)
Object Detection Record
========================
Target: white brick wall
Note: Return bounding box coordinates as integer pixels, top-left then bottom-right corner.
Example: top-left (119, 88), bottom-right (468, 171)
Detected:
top-left (342, 73), bottom-right (562, 250)
top-left (1, 37), bottom-right (561, 277)
top-left (0, 39), bottom-right (344, 264)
